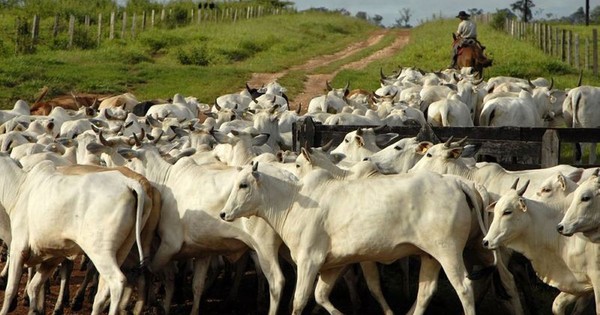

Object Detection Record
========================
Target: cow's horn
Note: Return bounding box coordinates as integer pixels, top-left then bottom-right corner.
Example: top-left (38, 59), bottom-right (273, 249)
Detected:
top-left (443, 136), bottom-right (455, 148)
top-left (320, 139), bottom-right (334, 152)
top-left (511, 178), bottom-right (520, 190)
top-left (517, 180), bottom-right (530, 196)
top-left (549, 77), bottom-right (554, 90)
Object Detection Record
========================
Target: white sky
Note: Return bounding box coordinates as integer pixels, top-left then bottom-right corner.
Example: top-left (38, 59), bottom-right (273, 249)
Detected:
top-left (291, 1), bottom-right (597, 26)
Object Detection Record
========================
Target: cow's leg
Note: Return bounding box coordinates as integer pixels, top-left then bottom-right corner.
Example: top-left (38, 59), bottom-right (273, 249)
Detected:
top-left (88, 254), bottom-right (127, 315)
top-left (407, 255), bottom-right (441, 315)
top-left (436, 253), bottom-right (475, 315)
top-left (53, 259), bottom-right (74, 315)
top-left (494, 248), bottom-right (524, 315)
top-left (551, 292), bottom-right (579, 315)
top-left (27, 259), bottom-right (61, 314)
top-left (341, 265), bottom-right (361, 312)
top-left (314, 266), bottom-right (346, 315)
top-left (360, 261), bottom-right (393, 315)
top-left (159, 262), bottom-right (177, 315)
top-left (292, 258), bottom-right (321, 315)
top-left (247, 236), bottom-right (285, 315)
top-left (190, 256), bottom-right (211, 315)
top-left (71, 260), bottom-right (96, 311)
top-left (0, 244), bottom-right (26, 315)
top-left (132, 269), bottom-right (151, 315)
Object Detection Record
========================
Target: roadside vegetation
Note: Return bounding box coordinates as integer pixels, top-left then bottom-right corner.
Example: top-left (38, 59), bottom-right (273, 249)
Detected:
top-left (0, 9), bottom-right (377, 109)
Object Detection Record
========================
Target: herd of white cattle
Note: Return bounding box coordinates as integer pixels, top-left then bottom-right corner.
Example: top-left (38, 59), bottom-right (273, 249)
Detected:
top-left (0, 66), bottom-right (600, 315)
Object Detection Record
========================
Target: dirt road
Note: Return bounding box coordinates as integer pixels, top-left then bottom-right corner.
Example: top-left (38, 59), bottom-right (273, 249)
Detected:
top-left (248, 28), bottom-right (410, 111)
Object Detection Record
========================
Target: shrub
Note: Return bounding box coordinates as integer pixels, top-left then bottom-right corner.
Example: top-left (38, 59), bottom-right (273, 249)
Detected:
top-left (491, 10), bottom-right (510, 31)
top-left (176, 44), bottom-right (211, 66)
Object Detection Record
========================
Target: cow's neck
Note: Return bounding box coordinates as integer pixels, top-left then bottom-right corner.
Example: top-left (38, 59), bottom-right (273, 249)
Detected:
top-left (142, 150), bottom-right (174, 192)
top-left (258, 174), bottom-right (300, 239)
top-left (0, 160), bottom-right (26, 214)
top-left (506, 200), bottom-right (572, 282)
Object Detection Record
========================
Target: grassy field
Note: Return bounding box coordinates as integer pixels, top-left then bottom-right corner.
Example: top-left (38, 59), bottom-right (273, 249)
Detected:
top-left (0, 11), bottom-right (378, 109)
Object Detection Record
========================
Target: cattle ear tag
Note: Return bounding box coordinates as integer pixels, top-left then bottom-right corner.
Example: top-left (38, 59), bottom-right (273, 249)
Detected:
top-left (518, 198), bottom-right (527, 212)
top-left (415, 142), bottom-right (432, 155)
top-left (485, 201), bottom-right (497, 213)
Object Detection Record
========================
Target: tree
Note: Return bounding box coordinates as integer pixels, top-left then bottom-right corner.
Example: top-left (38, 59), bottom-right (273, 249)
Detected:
top-left (569, 7), bottom-right (586, 24)
top-left (394, 8), bottom-right (412, 28)
top-left (370, 14), bottom-right (383, 26)
top-left (510, 0), bottom-right (535, 22)
top-left (467, 8), bottom-right (483, 16)
top-left (355, 11), bottom-right (367, 20)
top-left (591, 5), bottom-right (600, 23)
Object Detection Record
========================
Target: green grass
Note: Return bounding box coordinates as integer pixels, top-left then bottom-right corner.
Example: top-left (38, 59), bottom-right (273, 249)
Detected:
top-left (0, 11), bottom-right (377, 109)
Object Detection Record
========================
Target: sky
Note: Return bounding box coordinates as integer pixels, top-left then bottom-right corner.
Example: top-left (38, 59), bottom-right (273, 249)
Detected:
top-left (291, 1), bottom-right (596, 27)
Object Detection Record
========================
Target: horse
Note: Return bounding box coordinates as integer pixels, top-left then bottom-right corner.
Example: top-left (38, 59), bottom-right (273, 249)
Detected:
top-left (452, 33), bottom-right (492, 78)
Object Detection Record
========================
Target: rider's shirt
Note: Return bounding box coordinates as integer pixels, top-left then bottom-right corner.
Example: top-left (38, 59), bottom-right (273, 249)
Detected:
top-left (457, 20), bottom-right (477, 39)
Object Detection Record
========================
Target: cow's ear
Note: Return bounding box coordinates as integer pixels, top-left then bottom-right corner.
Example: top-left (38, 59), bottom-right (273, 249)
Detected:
top-left (485, 201), bottom-right (497, 213)
top-left (415, 141), bottom-right (433, 155)
top-left (448, 148), bottom-right (463, 159)
top-left (518, 198), bottom-right (528, 212)
top-left (558, 174), bottom-right (567, 191)
top-left (355, 135), bottom-right (365, 147)
top-left (117, 148), bottom-right (139, 160)
top-left (300, 147), bottom-right (312, 165)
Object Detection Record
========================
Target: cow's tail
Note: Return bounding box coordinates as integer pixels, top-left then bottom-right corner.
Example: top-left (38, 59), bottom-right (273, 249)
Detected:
top-left (440, 105), bottom-right (450, 127)
top-left (478, 103), bottom-right (494, 126)
top-left (128, 181), bottom-right (147, 269)
top-left (572, 90), bottom-right (582, 128)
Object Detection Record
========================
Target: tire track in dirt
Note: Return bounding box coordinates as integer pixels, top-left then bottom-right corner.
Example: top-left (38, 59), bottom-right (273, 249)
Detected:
top-left (248, 29), bottom-right (411, 112)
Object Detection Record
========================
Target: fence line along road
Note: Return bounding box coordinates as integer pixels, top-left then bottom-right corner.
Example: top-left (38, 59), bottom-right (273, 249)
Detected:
top-left (293, 117), bottom-right (600, 170)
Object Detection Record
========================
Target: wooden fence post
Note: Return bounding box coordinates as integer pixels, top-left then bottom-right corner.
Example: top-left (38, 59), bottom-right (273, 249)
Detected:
top-left (586, 37), bottom-right (590, 70)
top-left (151, 10), bottom-right (155, 28)
top-left (561, 29), bottom-right (566, 62)
top-left (541, 130), bottom-right (560, 168)
top-left (68, 14), bottom-right (75, 48)
top-left (53, 14), bottom-right (59, 38)
top-left (567, 30), bottom-right (572, 65)
top-left (109, 12), bottom-right (115, 40)
top-left (593, 29), bottom-right (598, 76)
top-left (575, 34), bottom-right (580, 69)
top-left (121, 11), bottom-right (127, 39)
top-left (31, 14), bottom-right (39, 47)
top-left (555, 28), bottom-right (559, 57)
top-left (142, 11), bottom-right (146, 31)
top-left (97, 13), bottom-right (102, 46)
top-left (131, 13), bottom-right (136, 39)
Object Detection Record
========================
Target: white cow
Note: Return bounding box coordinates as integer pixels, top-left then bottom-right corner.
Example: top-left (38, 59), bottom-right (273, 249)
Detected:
top-left (0, 154), bottom-right (149, 315)
top-left (427, 93), bottom-right (474, 127)
top-left (330, 127), bottom-right (398, 165)
top-left (483, 180), bottom-right (600, 315)
top-left (562, 86), bottom-right (600, 164)
top-left (479, 90), bottom-right (549, 127)
top-left (409, 138), bottom-right (583, 200)
top-left (220, 163), bottom-right (488, 315)
top-left (558, 171), bottom-right (600, 243)
top-left (118, 145), bottom-right (286, 315)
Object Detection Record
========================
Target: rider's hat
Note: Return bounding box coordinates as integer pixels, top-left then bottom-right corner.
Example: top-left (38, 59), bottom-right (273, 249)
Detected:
top-left (456, 11), bottom-right (471, 19)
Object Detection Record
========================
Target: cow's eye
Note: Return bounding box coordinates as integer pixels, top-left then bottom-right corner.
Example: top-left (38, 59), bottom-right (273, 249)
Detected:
top-left (502, 210), bottom-right (512, 216)
top-left (426, 153), bottom-right (432, 157)
top-left (239, 183), bottom-right (248, 189)
top-left (344, 139), bottom-right (350, 143)
top-left (541, 188), bottom-right (551, 193)
top-left (582, 195), bottom-right (592, 202)
top-left (394, 146), bottom-right (402, 151)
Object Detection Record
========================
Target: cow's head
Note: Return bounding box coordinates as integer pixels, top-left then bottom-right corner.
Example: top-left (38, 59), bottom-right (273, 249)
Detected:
top-left (482, 179), bottom-right (530, 250)
top-left (557, 169), bottom-right (600, 241)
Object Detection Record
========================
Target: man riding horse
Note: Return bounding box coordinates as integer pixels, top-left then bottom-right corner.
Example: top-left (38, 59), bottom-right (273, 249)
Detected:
top-left (450, 11), bottom-right (491, 72)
